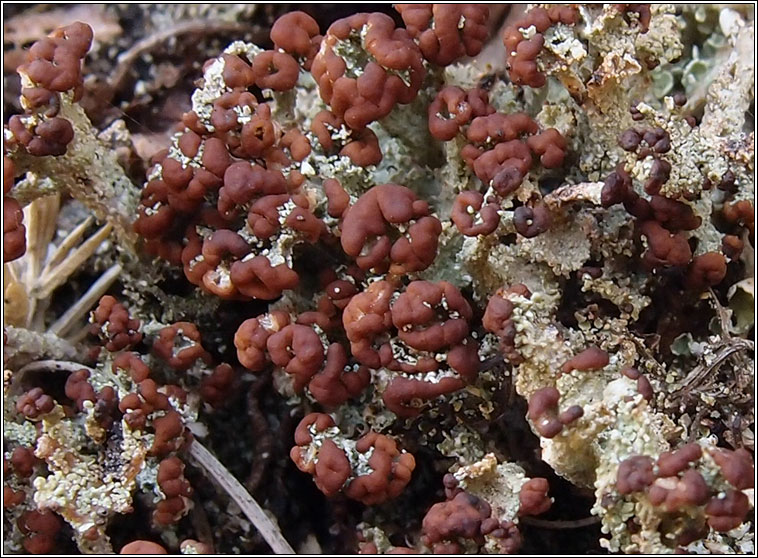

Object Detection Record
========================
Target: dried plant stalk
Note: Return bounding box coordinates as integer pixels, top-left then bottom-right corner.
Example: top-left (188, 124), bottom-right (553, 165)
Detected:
top-left (188, 441), bottom-right (295, 554)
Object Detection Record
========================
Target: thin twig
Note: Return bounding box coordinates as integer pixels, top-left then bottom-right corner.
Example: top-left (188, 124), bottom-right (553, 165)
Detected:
top-left (66, 324), bottom-right (93, 346)
top-left (520, 515), bottom-right (601, 529)
top-left (17, 359), bottom-right (96, 376)
top-left (47, 263), bottom-right (122, 338)
top-left (22, 195), bottom-right (61, 327)
top-left (671, 338), bottom-right (754, 399)
top-left (108, 21), bottom-right (267, 96)
top-left (45, 215), bottom-right (95, 272)
top-left (24, 194), bottom-right (60, 287)
top-left (36, 222), bottom-right (113, 300)
top-left (188, 440), bottom-right (295, 554)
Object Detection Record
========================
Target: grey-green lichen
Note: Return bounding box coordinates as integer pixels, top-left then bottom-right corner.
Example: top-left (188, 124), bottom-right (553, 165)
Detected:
top-left (593, 431), bottom-right (754, 553)
top-left (28, 404), bottom-right (141, 553)
top-left (2, 312), bottom-right (216, 553)
top-left (7, 85), bottom-right (139, 248)
top-left (453, 453), bottom-right (530, 524)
